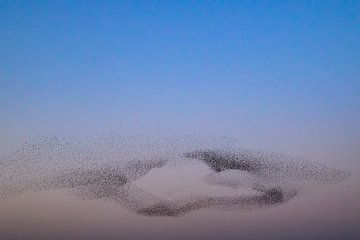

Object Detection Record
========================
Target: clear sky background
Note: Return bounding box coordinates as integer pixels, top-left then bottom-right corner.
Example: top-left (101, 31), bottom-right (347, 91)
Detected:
top-left (1, 0), bottom-right (359, 165)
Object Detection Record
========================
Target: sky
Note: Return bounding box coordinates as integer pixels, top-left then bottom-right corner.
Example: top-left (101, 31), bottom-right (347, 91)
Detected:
top-left (0, 2), bottom-right (360, 239)
top-left (1, 0), bottom-right (359, 163)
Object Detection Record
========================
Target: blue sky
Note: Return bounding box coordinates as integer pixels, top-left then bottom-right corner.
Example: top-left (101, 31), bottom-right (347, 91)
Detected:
top-left (1, 1), bottom-right (359, 157)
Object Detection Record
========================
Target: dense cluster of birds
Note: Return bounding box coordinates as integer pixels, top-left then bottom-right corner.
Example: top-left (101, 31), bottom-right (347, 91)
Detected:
top-left (0, 134), bottom-right (350, 217)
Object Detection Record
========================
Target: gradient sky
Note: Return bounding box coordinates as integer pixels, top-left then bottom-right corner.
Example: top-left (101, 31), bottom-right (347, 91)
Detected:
top-left (1, 0), bottom-right (359, 162)
top-left (1, 3), bottom-right (360, 240)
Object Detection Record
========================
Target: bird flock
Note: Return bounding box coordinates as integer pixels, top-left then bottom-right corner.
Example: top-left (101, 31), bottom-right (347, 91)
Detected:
top-left (0, 134), bottom-right (350, 217)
